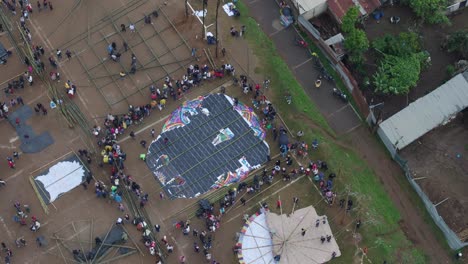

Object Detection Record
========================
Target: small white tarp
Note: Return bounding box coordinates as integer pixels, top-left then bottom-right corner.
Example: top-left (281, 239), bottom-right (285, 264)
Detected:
top-left (35, 160), bottom-right (85, 203)
top-left (223, 3), bottom-right (235, 16)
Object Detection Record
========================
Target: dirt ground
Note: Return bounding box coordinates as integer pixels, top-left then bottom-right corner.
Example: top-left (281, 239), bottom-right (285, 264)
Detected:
top-left (0, 0), bottom-right (460, 263)
top-left (0, 0), bottom-right (218, 263)
top-left (361, 5), bottom-right (468, 120)
top-left (400, 114), bottom-right (468, 238)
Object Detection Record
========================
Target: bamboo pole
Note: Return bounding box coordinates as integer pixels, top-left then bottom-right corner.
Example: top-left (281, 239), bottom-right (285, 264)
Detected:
top-left (29, 176), bottom-right (50, 214)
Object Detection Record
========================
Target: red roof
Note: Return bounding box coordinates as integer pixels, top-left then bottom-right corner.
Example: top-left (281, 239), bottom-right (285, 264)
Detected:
top-left (327, 0), bottom-right (382, 23)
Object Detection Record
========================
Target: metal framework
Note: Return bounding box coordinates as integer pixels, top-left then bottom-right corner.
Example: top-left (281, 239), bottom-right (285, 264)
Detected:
top-left (46, 220), bottom-right (142, 264)
top-left (61, 0), bottom-right (194, 107)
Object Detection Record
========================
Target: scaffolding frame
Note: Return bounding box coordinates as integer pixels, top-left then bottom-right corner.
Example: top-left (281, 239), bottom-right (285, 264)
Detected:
top-left (64, 1), bottom-right (194, 107)
top-left (48, 220), bottom-right (142, 264)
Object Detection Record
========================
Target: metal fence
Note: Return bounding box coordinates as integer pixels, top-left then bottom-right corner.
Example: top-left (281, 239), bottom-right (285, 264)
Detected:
top-left (393, 153), bottom-right (468, 250)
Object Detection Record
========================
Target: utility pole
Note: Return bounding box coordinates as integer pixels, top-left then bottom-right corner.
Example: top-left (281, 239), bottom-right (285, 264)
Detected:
top-left (215, 0), bottom-right (220, 57)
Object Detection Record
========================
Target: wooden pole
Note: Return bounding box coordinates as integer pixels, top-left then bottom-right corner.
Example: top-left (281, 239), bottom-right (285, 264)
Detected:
top-left (202, 0), bottom-right (206, 39)
top-left (434, 197), bottom-right (449, 207)
top-left (215, 0), bottom-right (220, 58)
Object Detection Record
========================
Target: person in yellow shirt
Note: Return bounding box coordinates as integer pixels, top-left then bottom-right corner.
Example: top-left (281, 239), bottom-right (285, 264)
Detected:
top-left (159, 98), bottom-right (166, 108)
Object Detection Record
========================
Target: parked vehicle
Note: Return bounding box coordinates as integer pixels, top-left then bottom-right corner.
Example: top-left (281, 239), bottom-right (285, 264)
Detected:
top-left (280, 6), bottom-right (294, 27)
top-left (295, 37), bottom-right (308, 48)
top-left (390, 16), bottom-right (400, 24)
top-left (332, 88), bottom-right (348, 103)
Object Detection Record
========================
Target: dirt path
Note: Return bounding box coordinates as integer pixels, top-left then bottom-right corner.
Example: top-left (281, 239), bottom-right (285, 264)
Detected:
top-left (344, 126), bottom-right (450, 263)
top-left (290, 114), bottom-right (450, 262)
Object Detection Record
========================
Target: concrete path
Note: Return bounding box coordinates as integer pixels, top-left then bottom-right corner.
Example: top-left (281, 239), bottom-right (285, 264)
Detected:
top-left (245, 0), bottom-right (362, 135)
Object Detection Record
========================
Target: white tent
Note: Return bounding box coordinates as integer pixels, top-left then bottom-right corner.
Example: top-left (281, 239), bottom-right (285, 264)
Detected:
top-left (237, 206), bottom-right (340, 264)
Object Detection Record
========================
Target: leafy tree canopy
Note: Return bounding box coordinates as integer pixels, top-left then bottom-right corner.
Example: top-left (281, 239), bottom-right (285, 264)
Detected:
top-left (372, 32), bottom-right (421, 57)
top-left (344, 29), bottom-right (369, 55)
top-left (446, 30), bottom-right (468, 59)
top-left (404, 0), bottom-right (449, 24)
top-left (341, 6), bottom-right (360, 34)
top-left (373, 53), bottom-right (428, 95)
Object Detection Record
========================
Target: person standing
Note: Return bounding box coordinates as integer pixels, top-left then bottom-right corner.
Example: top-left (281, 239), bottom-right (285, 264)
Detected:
top-left (179, 256), bottom-right (186, 264)
top-left (150, 128), bottom-right (155, 138)
top-left (16, 96), bottom-right (24, 105)
top-left (66, 50), bottom-right (72, 59)
top-left (49, 2), bottom-right (53, 10)
top-left (8, 159), bottom-right (15, 169)
top-left (129, 23), bottom-right (135, 33)
top-left (28, 75), bottom-right (33, 86)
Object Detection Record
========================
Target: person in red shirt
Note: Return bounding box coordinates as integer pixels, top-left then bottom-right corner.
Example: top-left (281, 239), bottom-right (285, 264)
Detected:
top-left (276, 199), bottom-right (282, 209)
top-left (8, 160), bottom-right (15, 169)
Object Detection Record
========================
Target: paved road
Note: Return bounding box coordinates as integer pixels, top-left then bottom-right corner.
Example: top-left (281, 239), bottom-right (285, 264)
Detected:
top-left (245, 0), bottom-right (362, 135)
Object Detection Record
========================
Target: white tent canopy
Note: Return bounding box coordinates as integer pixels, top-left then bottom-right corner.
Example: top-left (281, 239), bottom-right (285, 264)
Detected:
top-left (237, 206), bottom-right (340, 264)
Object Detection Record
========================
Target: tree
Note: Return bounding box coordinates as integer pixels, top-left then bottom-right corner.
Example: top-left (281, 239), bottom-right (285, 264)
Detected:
top-left (341, 6), bottom-right (360, 34)
top-left (344, 28), bottom-right (369, 63)
top-left (446, 30), bottom-right (468, 59)
top-left (404, 0), bottom-right (449, 24)
top-left (341, 7), bottom-right (369, 67)
top-left (373, 53), bottom-right (427, 95)
top-left (372, 32), bottom-right (421, 57)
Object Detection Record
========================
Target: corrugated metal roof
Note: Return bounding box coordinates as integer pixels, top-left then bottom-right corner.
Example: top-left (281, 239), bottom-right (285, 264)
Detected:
top-left (379, 72), bottom-right (468, 151)
top-left (327, 0), bottom-right (381, 23)
top-left (294, 0), bottom-right (326, 14)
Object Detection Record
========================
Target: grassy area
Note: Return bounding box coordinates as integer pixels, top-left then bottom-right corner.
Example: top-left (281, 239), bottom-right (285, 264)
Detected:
top-left (236, 1), bottom-right (428, 262)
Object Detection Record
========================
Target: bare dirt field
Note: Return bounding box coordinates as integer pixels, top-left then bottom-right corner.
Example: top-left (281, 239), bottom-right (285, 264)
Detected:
top-left (1, 0), bottom-right (460, 263)
top-left (401, 113), bottom-right (468, 240)
top-left (0, 0), bottom-right (221, 263)
top-left (0, 0), bottom-right (279, 262)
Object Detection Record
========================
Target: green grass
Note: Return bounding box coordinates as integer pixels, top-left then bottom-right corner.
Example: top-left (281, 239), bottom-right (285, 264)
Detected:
top-left (236, 1), bottom-right (428, 262)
